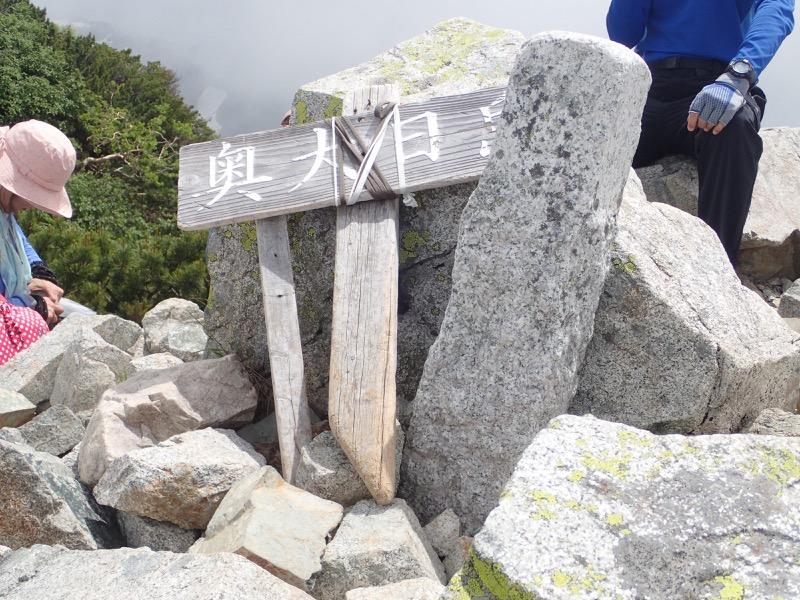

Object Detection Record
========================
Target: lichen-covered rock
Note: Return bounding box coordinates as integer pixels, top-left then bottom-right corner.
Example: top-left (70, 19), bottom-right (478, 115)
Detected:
top-left (401, 32), bottom-right (650, 535)
top-left (204, 19), bottom-right (525, 417)
top-left (0, 545), bottom-right (314, 599)
top-left (446, 414), bottom-right (800, 599)
top-left (572, 173), bottom-right (800, 434)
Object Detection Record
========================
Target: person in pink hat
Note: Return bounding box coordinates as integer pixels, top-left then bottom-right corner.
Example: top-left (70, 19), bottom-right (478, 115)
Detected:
top-left (0, 119), bottom-right (76, 365)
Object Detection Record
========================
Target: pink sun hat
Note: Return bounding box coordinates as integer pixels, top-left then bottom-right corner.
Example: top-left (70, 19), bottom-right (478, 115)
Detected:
top-left (0, 120), bottom-right (76, 218)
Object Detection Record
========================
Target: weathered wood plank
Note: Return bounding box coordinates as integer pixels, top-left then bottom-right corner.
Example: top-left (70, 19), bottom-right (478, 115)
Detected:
top-left (178, 86), bottom-right (506, 230)
top-left (329, 85), bottom-right (400, 505)
top-left (256, 216), bottom-right (312, 484)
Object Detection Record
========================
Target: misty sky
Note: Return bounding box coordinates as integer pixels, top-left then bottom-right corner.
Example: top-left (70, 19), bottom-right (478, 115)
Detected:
top-left (33, 1), bottom-right (800, 136)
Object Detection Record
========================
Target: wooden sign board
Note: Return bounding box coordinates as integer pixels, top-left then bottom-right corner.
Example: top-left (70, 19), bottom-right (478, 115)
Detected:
top-left (177, 86), bottom-right (506, 231)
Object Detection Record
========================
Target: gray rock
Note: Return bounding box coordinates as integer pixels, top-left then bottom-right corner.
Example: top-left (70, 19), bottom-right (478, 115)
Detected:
top-left (313, 499), bottom-right (445, 600)
top-left (423, 508), bottom-right (461, 558)
top-left (746, 407), bottom-right (800, 437)
top-left (193, 466), bottom-right (342, 591)
top-left (93, 428), bottom-right (265, 530)
top-left (0, 545), bottom-right (314, 599)
top-left (636, 128), bottom-right (800, 281)
top-left (0, 427), bottom-right (24, 444)
top-left (77, 355), bottom-right (258, 487)
top-left (0, 314), bottom-right (141, 407)
top-left (295, 423), bottom-right (403, 507)
top-left (129, 352), bottom-right (184, 373)
top-left (779, 279), bottom-right (800, 318)
top-left (572, 173), bottom-right (800, 434)
top-left (0, 389), bottom-right (35, 428)
top-left (117, 512), bottom-right (200, 552)
top-left (0, 439), bottom-right (121, 550)
top-left (204, 19), bottom-right (525, 417)
top-left (50, 329), bottom-right (133, 423)
top-left (443, 537), bottom-right (473, 582)
top-left (142, 298), bottom-right (207, 362)
top-left (0, 546), bottom-right (10, 560)
top-left (401, 32), bottom-right (650, 535)
top-left (446, 414), bottom-right (800, 599)
top-left (345, 578), bottom-right (447, 600)
top-left (62, 441), bottom-right (81, 476)
top-left (16, 404), bottom-right (84, 456)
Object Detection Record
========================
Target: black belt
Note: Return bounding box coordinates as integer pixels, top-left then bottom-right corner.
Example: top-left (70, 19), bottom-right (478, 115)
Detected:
top-left (649, 57), bottom-right (728, 73)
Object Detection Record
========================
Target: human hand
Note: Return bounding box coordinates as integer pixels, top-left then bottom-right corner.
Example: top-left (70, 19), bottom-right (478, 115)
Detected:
top-left (28, 278), bottom-right (64, 305)
top-left (41, 297), bottom-right (64, 326)
top-left (687, 73), bottom-right (750, 135)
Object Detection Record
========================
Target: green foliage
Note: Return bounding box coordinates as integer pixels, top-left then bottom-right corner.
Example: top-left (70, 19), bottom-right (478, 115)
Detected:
top-left (1, 0), bottom-right (217, 322)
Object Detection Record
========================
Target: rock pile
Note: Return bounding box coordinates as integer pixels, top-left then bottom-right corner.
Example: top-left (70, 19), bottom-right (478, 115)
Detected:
top-left (2, 20), bottom-right (800, 600)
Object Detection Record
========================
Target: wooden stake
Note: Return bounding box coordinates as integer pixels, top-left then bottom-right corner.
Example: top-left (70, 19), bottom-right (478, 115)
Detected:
top-left (257, 215), bottom-right (312, 483)
top-left (329, 85), bottom-right (400, 504)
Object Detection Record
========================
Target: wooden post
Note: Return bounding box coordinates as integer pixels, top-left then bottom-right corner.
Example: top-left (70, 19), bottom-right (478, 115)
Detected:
top-left (329, 85), bottom-right (400, 505)
top-left (257, 215), bottom-right (312, 484)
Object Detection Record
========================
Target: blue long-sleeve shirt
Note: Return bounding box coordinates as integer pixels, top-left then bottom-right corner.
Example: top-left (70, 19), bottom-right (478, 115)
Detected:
top-left (0, 219), bottom-right (42, 307)
top-left (607, 0), bottom-right (795, 76)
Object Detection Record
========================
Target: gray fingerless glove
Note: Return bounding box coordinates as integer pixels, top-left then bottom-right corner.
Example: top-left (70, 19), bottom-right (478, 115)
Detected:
top-left (689, 72), bottom-right (750, 127)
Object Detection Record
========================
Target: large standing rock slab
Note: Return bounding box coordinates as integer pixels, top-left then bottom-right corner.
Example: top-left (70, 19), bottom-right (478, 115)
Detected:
top-left (0, 545), bottom-right (314, 600)
top-left (204, 19), bottom-right (525, 416)
top-left (636, 128), bottom-right (800, 280)
top-left (93, 428), bottom-right (265, 530)
top-left (77, 355), bottom-right (257, 487)
top-left (447, 415), bottom-right (800, 599)
top-left (192, 466), bottom-right (343, 591)
top-left (0, 439), bottom-right (120, 550)
top-left (0, 314), bottom-right (141, 407)
top-left (400, 32), bottom-right (650, 535)
top-left (572, 173), bottom-right (800, 434)
top-left (313, 499), bottom-right (445, 600)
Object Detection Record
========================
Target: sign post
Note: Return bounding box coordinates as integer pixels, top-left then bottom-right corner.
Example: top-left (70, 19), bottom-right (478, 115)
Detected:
top-left (178, 85), bottom-right (507, 495)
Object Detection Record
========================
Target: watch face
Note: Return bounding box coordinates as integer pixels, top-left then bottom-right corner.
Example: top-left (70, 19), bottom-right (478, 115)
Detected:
top-left (732, 61), bottom-right (751, 75)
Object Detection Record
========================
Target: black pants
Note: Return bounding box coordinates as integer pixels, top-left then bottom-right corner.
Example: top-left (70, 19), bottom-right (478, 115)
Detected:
top-left (634, 62), bottom-right (765, 267)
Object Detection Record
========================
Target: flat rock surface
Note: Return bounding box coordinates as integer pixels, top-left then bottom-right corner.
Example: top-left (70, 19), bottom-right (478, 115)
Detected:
top-left (0, 544), bottom-right (313, 599)
top-left (448, 414), bottom-right (800, 599)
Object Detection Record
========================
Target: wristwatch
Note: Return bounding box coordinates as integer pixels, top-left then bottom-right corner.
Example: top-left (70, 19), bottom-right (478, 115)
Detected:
top-left (727, 59), bottom-right (756, 87)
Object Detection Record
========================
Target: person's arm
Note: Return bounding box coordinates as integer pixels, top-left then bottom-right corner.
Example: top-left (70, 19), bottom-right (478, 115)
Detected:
top-left (607, 0), bottom-right (651, 48)
top-left (14, 220), bottom-right (42, 264)
top-left (735, 0), bottom-right (794, 76)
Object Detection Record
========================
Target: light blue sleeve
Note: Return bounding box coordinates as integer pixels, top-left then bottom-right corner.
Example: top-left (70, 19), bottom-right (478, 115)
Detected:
top-left (14, 220), bottom-right (42, 264)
